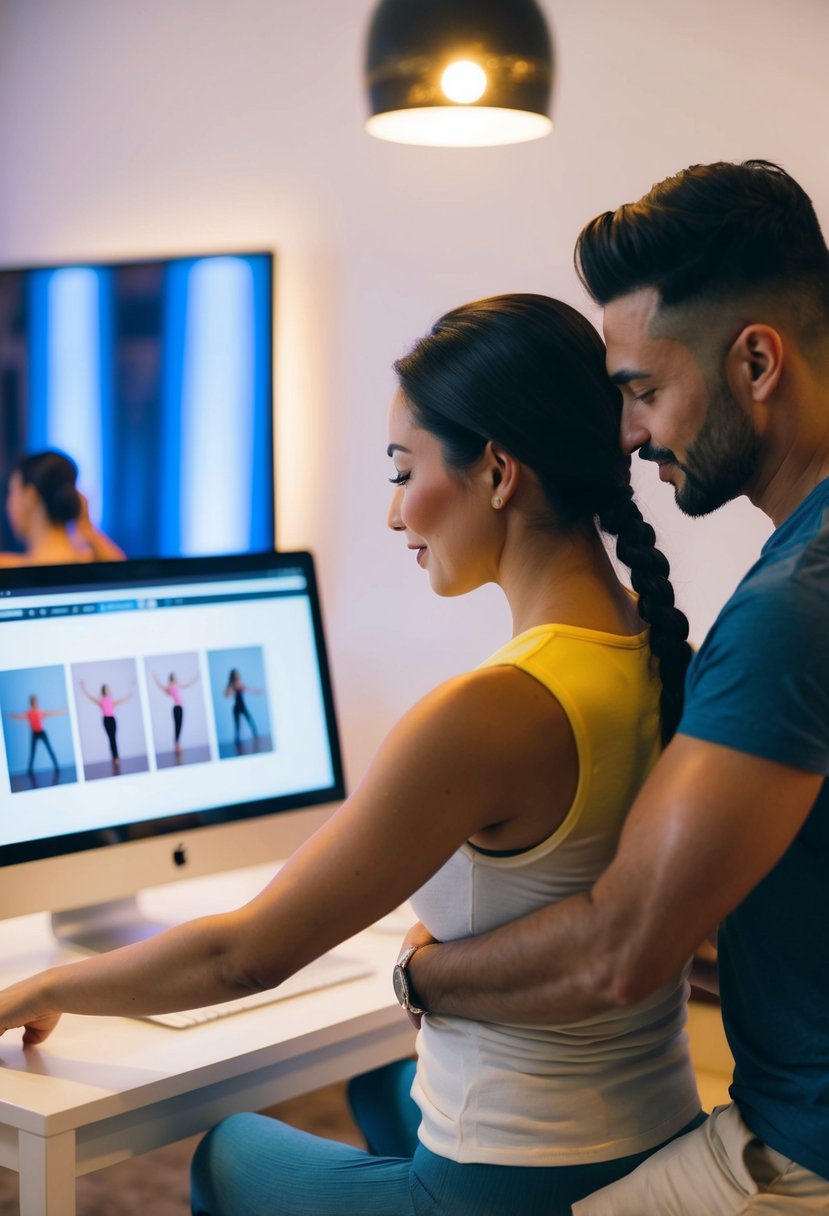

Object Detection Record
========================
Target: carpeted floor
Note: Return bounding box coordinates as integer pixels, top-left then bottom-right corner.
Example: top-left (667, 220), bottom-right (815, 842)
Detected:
top-left (0, 1081), bottom-right (365, 1215)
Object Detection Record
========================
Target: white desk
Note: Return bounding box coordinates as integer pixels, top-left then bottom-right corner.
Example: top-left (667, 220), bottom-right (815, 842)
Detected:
top-left (0, 866), bottom-right (417, 1216)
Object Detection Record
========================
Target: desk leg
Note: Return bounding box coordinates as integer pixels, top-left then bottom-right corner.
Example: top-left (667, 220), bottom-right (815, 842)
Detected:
top-left (18, 1129), bottom-right (76, 1216)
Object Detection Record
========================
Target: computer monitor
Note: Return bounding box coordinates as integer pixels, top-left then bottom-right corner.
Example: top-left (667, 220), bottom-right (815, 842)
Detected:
top-left (0, 552), bottom-right (344, 951)
top-left (0, 250), bottom-right (274, 557)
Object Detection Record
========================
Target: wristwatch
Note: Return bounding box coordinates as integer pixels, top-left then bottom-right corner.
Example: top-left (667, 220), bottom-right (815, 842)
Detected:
top-left (392, 943), bottom-right (426, 1016)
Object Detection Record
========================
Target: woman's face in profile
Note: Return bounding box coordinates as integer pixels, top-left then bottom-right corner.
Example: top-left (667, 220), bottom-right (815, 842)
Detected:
top-left (386, 391), bottom-right (496, 599)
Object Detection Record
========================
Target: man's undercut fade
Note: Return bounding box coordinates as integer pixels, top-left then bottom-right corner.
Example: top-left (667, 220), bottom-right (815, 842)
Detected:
top-left (574, 159), bottom-right (829, 349)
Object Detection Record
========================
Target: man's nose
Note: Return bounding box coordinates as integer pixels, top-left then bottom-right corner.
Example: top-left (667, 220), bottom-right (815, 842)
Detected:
top-left (620, 401), bottom-right (650, 456)
top-left (387, 485), bottom-right (405, 531)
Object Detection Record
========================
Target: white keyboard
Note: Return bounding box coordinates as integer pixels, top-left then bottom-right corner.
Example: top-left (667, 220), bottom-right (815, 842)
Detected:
top-left (145, 950), bottom-right (374, 1028)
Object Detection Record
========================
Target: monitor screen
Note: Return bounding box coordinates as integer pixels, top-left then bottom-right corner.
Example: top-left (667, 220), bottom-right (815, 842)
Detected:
top-left (0, 251), bottom-right (274, 557)
top-left (0, 552), bottom-right (344, 947)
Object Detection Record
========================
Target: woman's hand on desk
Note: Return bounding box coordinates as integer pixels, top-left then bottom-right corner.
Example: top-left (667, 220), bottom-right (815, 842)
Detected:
top-left (0, 975), bottom-right (61, 1045)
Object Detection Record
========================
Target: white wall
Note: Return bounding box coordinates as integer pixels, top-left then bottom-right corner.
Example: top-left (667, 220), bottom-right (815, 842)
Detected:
top-left (1, 0), bottom-right (826, 785)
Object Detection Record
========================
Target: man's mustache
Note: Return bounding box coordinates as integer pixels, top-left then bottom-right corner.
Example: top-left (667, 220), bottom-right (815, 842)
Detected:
top-left (639, 442), bottom-right (678, 464)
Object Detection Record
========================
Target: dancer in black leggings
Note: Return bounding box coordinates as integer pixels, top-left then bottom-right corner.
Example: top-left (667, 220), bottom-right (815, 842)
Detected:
top-left (80, 680), bottom-right (133, 770)
top-left (6, 694), bottom-right (64, 773)
top-left (151, 670), bottom-right (199, 755)
top-left (224, 669), bottom-right (263, 746)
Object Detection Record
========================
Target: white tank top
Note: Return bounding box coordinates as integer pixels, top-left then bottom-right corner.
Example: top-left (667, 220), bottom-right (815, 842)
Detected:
top-left (409, 623), bottom-right (700, 1165)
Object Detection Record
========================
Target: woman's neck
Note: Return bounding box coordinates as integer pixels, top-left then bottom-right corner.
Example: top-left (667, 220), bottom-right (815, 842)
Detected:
top-left (24, 519), bottom-right (79, 564)
top-left (501, 526), bottom-right (641, 639)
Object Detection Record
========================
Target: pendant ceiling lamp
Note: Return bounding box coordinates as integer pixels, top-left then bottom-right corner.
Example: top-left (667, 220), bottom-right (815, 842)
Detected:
top-left (364, 0), bottom-right (554, 148)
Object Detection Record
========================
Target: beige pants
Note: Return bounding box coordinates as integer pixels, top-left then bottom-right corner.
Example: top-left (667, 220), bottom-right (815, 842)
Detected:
top-left (572, 1103), bottom-right (829, 1214)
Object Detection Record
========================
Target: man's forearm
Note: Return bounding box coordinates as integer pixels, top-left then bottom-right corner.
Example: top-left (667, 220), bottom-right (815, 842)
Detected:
top-left (408, 891), bottom-right (626, 1025)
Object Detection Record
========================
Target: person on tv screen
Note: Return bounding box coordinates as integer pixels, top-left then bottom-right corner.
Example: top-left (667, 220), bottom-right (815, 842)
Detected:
top-left (79, 680), bottom-right (134, 771)
top-left (1, 450), bottom-right (125, 567)
top-left (151, 670), bottom-right (199, 756)
top-left (224, 668), bottom-right (262, 747)
top-left (5, 694), bottom-right (65, 774)
top-left (0, 295), bottom-right (703, 1216)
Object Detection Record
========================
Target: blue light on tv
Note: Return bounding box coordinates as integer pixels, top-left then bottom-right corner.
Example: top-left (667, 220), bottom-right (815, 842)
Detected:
top-left (27, 267), bottom-right (113, 530)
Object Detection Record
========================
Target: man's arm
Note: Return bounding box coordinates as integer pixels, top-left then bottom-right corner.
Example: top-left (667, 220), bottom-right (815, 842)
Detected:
top-left (408, 734), bottom-right (822, 1024)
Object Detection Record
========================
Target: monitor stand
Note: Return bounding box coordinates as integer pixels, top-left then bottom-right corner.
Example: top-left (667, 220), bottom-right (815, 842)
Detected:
top-left (51, 898), bottom-right (171, 954)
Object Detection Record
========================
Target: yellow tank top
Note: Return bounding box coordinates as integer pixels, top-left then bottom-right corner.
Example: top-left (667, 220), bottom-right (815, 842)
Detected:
top-left (409, 623), bottom-right (699, 1165)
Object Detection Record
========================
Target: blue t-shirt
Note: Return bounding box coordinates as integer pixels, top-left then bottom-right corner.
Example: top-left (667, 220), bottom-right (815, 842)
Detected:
top-left (679, 476), bottom-right (829, 1181)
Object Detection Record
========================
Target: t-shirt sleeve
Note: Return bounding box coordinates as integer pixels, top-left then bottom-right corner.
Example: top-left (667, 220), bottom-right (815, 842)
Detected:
top-left (679, 577), bottom-right (829, 775)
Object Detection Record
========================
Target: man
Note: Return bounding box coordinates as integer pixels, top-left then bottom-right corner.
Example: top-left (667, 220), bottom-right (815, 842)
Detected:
top-left (398, 160), bottom-right (829, 1212)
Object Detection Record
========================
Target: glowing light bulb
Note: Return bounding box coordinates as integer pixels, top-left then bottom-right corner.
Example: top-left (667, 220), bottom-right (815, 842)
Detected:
top-left (440, 60), bottom-right (487, 105)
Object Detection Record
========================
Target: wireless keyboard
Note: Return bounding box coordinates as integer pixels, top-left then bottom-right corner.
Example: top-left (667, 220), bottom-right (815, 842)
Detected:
top-left (145, 950), bottom-right (374, 1028)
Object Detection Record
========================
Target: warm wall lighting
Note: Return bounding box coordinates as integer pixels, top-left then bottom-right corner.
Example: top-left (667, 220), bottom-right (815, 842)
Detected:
top-left (364, 0), bottom-right (554, 148)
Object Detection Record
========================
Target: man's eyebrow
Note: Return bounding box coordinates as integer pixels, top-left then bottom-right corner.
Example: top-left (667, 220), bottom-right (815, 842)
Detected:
top-left (387, 443), bottom-right (412, 457)
top-left (609, 368), bottom-right (650, 386)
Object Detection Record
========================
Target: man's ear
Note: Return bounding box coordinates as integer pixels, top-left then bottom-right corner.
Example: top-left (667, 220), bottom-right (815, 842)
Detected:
top-left (484, 442), bottom-right (520, 504)
top-left (726, 324), bottom-right (784, 403)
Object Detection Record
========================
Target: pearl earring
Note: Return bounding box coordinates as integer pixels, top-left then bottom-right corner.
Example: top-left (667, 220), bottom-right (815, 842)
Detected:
top-left (491, 494), bottom-right (504, 510)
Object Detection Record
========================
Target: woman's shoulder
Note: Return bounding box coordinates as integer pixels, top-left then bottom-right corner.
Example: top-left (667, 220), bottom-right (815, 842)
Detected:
top-left (405, 664), bottom-right (573, 772)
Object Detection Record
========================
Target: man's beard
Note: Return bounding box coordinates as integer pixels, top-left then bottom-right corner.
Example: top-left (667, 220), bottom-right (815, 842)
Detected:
top-left (644, 376), bottom-right (761, 518)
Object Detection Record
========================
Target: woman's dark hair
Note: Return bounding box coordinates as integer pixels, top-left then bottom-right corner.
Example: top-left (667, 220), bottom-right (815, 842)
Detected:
top-left (574, 159), bottom-right (829, 328)
top-left (394, 294), bottom-right (692, 743)
top-left (15, 450), bottom-right (82, 525)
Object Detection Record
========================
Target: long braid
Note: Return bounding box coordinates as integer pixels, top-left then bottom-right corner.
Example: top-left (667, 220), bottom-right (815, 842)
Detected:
top-left (598, 485), bottom-right (693, 744)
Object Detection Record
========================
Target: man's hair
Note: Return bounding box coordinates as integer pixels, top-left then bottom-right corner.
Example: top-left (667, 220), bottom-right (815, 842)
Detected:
top-left (574, 160), bottom-right (829, 339)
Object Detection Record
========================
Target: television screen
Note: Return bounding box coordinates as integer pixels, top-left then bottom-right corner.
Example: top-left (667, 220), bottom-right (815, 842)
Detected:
top-left (0, 251), bottom-right (274, 558)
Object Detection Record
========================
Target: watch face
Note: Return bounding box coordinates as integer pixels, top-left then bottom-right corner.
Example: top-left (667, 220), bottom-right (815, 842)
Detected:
top-left (392, 965), bottom-right (407, 1007)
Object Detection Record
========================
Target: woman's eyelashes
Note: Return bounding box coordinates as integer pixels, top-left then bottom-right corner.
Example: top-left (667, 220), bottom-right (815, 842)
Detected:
top-left (388, 470), bottom-right (411, 486)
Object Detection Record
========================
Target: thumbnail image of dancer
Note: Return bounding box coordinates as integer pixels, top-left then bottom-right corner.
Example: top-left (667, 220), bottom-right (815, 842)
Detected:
top-left (5, 695), bottom-right (64, 773)
top-left (224, 669), bottom-right (263, 746)
top-left (80, 680), bottom-right (134, 770)
top-left (151, 670), bottom-right (199, 754)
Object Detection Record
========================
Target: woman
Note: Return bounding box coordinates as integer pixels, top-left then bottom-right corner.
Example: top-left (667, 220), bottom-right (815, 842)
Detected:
top-left (79, 680), bottom-right (134, 770)
top-left (0, 297), bottom-right (702, 1216)
top-left (5, 694), bottom-right (65, 774)
top-left (224, 668), bottom-right (261, 746)
top-left (1, 450), bottom-right (125, 567)
top-left (152, 670), bottom-right (199, 754)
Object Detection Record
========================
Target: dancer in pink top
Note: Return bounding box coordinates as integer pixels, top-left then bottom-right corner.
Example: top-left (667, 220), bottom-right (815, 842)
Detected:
top-left (79, 680), bottom-right (133, 770)
top-left (151, 670), bottom-right (199, 755)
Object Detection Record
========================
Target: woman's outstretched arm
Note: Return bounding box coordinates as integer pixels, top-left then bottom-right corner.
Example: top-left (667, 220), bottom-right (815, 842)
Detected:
top-left (78, 681), bottom-right (100, 706)
top-left (0, 665), bottom-right (570, 1044)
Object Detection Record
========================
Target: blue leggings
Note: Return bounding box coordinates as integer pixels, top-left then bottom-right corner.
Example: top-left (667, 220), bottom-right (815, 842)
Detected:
top-left (190, 1060), bottom-right (706, 1216)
